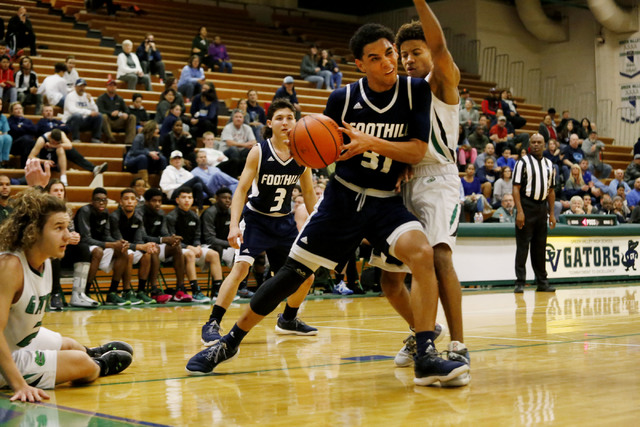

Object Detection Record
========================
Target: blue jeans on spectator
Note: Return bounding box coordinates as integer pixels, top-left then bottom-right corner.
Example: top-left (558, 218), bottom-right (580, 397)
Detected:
top-left (178, 81), bottom-right (202, 100)
top-left (0, 134), bottom-right (12, 162)
top-left (212, 60), bottom-right (232, 73)
top-left (331, 71), bottom-right (343, 89)
top-left (0, 87), bottom-right (17, 105)
top-left (66, 113), bottom-right (103, 141)
top-left (125, 153), bottom-right (167, 173)
top-left (203, 168), bottom-right (238, 195)
top-left (304, 70), bottom-right (332, 89)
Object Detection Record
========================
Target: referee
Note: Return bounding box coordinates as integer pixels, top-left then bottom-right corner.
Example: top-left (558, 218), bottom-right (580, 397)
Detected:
top-left (512, 133), bottom-right (556, 293)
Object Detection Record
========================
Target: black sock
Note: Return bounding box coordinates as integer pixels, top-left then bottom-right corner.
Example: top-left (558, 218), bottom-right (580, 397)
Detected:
top-left (415, 331), bottom-right (437, 355)
top-left (209, 304), bottom-right (226, 323)
top-left (94, 357), bottom-right (107, 376)
top-left (282, 304), bottom-right (298, 321)
top-left (109, 279), bottom-right (120, 294)
top-left (137, 279), bottom-right (147, 293)
top-left (211, 279), bottom-right (222, 292)
top-left (222, 324), bottom-right (248, 348)
top-left (190, 280), bottom-right (199, 293)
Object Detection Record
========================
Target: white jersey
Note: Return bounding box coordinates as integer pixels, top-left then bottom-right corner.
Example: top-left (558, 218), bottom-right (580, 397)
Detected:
top-left (4, 251), bottom-right (52, 353)
top-left (416, 73), bottom-right (459, 168)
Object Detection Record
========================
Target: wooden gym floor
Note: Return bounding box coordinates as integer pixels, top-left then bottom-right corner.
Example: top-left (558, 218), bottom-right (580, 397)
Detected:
top-left (1, 284), bottom-right (639, 426)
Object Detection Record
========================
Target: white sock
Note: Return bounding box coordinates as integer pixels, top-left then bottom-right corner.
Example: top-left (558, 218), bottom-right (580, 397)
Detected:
top-left (60, 174), bottom-right (68, 186)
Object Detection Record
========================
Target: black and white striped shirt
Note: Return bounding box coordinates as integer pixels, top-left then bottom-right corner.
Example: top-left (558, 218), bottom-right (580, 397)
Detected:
top-left (513, 155), bottom-right (555, 201)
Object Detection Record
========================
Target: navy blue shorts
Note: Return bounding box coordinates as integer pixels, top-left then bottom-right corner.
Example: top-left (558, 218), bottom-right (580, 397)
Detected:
top-left (290, 178), bottom-right (423, 270)
top-left (236, 207), bottom-right (298, 273)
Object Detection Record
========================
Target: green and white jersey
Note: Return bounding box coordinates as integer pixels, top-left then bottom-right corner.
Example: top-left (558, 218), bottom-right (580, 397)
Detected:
top-left (417, 73), bottom-right (459, 167)
top-left (3, 251), bottom-right (51, 352)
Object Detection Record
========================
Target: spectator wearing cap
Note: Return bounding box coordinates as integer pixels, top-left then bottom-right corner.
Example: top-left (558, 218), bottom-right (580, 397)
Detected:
top-left (117, 40), bottom-right (152, 91)
top-left (97, 78), bottom-right (136, 144)
top-left (582, 130), bottom-right (611, 179)
top-left (63, 78), bottom-right (103, 143)
top-left (481, 88), bottom-right (500, 120)
top-left (489, 115), bottom-right (510, 157)
top-left (159, 150), bottom-right (212, 209)
top-left (274, 76), bottom-right (301, 119)
top-left (624, 154), bottom-right (640, 187)
top-left (37, 63), bottom-right (68, 108)
top-left (459, 87), bottom-right (476, 110)
top-left (136, 33), bottom-right (166, 82)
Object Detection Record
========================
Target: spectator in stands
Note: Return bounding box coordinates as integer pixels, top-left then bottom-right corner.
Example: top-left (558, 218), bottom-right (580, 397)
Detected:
top-left (577, 117), bottom-right (594, 140)
top-left (97, 79), bottom-right (136, 144)
top-left (608, 169), bottom-right (631, 197)
top-left (131, 177), bottom-right (147, 205)
top-left (0, 55), bottom-right (16, 107)
top-left (558, 120), bottom-right (577, 146)
top-left (0, 99), bottom-right (11, 168)
top-left (189, 81), bottom-right (218, 138)
top-left (599, 194), bottom-right (622, 221)
top-left (36, 104), bottom-right (67, 136)
top-left (613, 196), bottom-right (629, 222)
top-left (467, 121), bottom-right (490, 154)
top-left (459, 99), bottom-right (478, 136)
top-left (489, 115), bottom-right (511, 156)
top-left (63, 56), bottom-right (78, 92)
top-left (624, 154), bottom-right (640, 186)
top-left (160, 119), bottom-right (195, 167)
top-left (496, 147), bottom-right (516, 169)
top-left (6, 7), bottom-right (37, 56)
top-left (140, 187), bottom-right (184, 303)
top-left (459, 87), bottom-right (475, 109)
top-left (246, 89), bottom-right (266, 142)
top-left (0, 175), bottom-right (10, 222)
top-left (461, 164), bottom-right (491, 221)
top-left (556, 110), bottom-right (579, 134)
top-left (300, 45), bottom-right (332, 90)
top-left (164, 77), bottom-right (186, 113)
top-left (207, 36), bottom-right (232, 73)
top-left (562, 195), bottom-right (585, 215)
top-left (475, 141), bottom-right (497, 170)
top-left (201, 187), bottom-right (235, 265)
top-left (477, 156), bottom-right (498, 202)
top-left (160, 150), bottom-right (210, 209)
top-left (178, 55), bottom-right (205, 102)
top-left (192, 150), bottom-right (238, 197)
top-left (500, 90), bottom-right (526, 129)
top-left (117, 40), bottom-right (151, 91)
top-left (563, 163), bottom-right (588, 199)
top-left (626, 177), bottom-right (640, 209)
top-left (129, 93), bottom-right (149, 130)
top-left (191, 26), bottom-right (210, 65)
top-left (582, 130), bottom-right (611, 179)
top-left (155, 88), bottom-right (179, 125)
top-left (75, 187), bottom-right (133, 306)
top-left (87, 0), bottom-right (118, 16)
top-left (159, 104), bottom-right (189, 142)
top-left (481, 88), bottom-right (500, 120)
top-left (7, 101), bottom-right (36, 167)
top-left (63, 78), bottom-right (103, 143)
top-left (199, 131), bottom-right (238, 178)
top-left (219, 108), bottom-right (256, 175)
top-left (37, 63), bottom-right (67, 108)
top-left (124, 121), bottom-right (167, 185)
top-left (136, 33), bottom-right (166, 82)
top-left (319, 49), bottom-right (342, 89)
top-left (561, 133), bottom-right (585, 181)
top-left (28, 128), bottom-right (70, 185)
top-left (543, 138), bottom-right (562, 182)
top-left (583, 194), bottom-right (598, 214)
top-left (457, 124), bottom-right (476, 171)
top-left (274, 77), bottom-right (301, 119)
top-left (493, 166), bottom-right (513, 205)
top-left (492, 193), bottom-right (516, 223)
top-left (165, 186), bottom-right (221, 302)
top-left (538, 114), bottom-right (557, 143)
top-left (109, 188), bottom-right (157, 304)
top-left (14, 56), bottom-right (41, 114)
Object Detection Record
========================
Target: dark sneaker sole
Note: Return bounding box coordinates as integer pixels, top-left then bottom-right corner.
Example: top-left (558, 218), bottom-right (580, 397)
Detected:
top-left (185, 349), bottom-right (239, 376)
top-left (274, 325), bottom-right (318, 336)
top-left (413, 364), bottom-right (470, 386)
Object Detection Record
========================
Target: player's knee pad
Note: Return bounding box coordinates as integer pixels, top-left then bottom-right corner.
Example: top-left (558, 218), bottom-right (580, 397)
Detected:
top-left (250, 258), bottom-right (313, 316)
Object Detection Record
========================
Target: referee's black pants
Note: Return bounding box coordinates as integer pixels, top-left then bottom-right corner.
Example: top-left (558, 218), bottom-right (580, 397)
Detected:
top-left (515, 197), bottom-right (549, 286)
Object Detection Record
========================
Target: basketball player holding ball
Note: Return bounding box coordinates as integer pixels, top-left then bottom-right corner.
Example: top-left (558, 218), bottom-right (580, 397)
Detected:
top-left (186, 23), bottom-right (468, 387)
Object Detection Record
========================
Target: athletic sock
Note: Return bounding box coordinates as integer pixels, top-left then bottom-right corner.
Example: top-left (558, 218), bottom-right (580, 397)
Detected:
top-left (222, 324), bottom-right (248, 349)
top-left (211, 279), bottom-right (222, 293)
top-left (415, 331), bottom-right (437, 356)
top-left (137, 279), bottom-right (147, 293)
top-left (209, 304), bottom-right (226, 323)
top-left (109, 279), bottom-right (120, 294)
top-left (282, 304), bottom-right (298, 321)
top-left (190, 280), bottom-right (199, 293)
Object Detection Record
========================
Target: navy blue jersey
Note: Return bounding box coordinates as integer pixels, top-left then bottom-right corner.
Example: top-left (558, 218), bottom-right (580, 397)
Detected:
top-left (324, 76), bottom-right (431, 191)
top-left (246, 139), bottom-right (306, 216)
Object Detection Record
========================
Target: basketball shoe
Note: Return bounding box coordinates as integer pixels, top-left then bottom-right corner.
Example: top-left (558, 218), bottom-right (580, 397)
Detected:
top-left (413, 340), bottom-right (469, 386)
top-left (86, 340), bottom-right (134, 358)
top-left (394, 323), bottom-right (444, 367)
top-left (274, 314), bottom-right (318, 336)
top-left (94, 350), bottom-right (133, 376)
top-left (441, 341), bottom-right (471, 387)
top-left (172, 290), bottom-right (193, 302)
top-left (201, 320), bottom-right (223, 346)
top-left (192, 292), bottom-right (211, 303)
top-left (186, 340), bottom-right (239, 375)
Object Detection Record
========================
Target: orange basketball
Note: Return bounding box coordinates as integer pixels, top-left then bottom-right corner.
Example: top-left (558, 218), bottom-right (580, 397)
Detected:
top-left (289, 114), bottom-right (343, 168)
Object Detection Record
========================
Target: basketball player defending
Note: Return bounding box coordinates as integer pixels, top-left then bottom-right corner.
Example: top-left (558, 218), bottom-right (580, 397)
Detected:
top-left (186, 24), bottom-right (468, 386)
top-left (197, 98), bottom-right (318, 347)
top-left (373, 0), bottom-right (470, 386)
top-left (0, 169), bottom-right (132, 402)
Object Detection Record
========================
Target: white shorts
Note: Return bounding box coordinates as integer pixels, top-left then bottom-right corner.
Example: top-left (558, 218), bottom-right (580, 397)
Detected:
top-left (183, 245), bottom-right (212, 270)
top-left (0, 327), bottom-right (62, 390)
top-left (89, 246), bottom-right (115, 273)
top-left (128, 249), bottom-right (144, 265)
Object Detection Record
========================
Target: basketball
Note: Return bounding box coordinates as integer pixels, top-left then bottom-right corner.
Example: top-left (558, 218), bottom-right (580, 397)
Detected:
top-left (289, 114), bottom-right (343, 168)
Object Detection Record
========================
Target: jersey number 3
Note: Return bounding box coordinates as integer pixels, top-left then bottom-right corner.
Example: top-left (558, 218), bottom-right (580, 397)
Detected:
top-left (361, 151), bottom-right (392, 173)
top-left (271, 188), bottom-right (287, 212)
